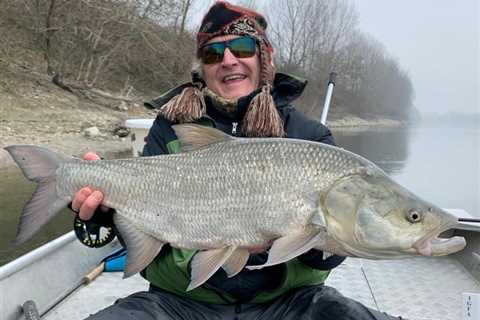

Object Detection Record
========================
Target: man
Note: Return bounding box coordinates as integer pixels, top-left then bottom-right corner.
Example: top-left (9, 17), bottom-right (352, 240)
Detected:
top-left (73, 2), bottom-right (402, 319)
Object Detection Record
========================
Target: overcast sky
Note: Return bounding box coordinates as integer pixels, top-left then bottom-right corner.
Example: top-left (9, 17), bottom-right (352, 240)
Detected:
top-left (191, 1), bottom-right (479, 115)
top-left (351, 0), bottom-right (479, 116)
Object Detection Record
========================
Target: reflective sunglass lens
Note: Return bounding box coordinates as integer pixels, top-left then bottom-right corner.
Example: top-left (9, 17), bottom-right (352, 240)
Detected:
top-left (229, 37), bottom-right (256, 58)
top-left (200, 37), bottom-right (257, 64)
top-left (201, 44), bottom-right (224, 64)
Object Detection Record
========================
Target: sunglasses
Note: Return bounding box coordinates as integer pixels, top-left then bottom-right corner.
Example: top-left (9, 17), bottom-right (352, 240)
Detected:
top-left (199, 37), bottom-right (257, 64)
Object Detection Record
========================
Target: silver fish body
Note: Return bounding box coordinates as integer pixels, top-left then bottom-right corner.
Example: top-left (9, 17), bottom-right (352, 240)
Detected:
top-left (5, 124), bottom-right (466, 290)
top-left (58, 138), bottom-right (359, 248)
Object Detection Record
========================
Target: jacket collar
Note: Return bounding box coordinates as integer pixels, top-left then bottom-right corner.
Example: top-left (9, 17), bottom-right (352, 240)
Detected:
top-left (205, 72), bottom-right (308, 122)
top-left (271, 72), bottom-right (308, 108)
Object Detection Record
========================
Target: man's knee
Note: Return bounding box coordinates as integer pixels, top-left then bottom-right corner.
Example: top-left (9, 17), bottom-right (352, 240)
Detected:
top-left (307, 286), bottom-right (402, 320)
top-left (85, 292), bottom-right (169, 320)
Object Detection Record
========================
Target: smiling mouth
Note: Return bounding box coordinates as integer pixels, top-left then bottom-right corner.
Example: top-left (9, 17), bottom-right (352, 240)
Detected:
top-left (223, 74), bottom-right (247, 83)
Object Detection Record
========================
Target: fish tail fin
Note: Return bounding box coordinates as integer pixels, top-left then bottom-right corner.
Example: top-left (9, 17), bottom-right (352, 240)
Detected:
top-left (4, 145), bottom-right (71, 245)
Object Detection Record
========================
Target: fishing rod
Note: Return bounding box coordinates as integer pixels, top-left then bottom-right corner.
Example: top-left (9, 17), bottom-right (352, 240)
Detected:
top-left (320, 72), bottom-right (337, 125)
top-left (458, 218), bottom-right (480, 223)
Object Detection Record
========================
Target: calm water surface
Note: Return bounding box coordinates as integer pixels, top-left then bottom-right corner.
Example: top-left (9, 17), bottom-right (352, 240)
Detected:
top-left (0, 167), bottom-right (73, 266)
top-left (333, 122), bottom-right (479, 218)
top-left (0, 122), bottom-right (478, 266)
top-left (0, 150), bottom-right (132, 266)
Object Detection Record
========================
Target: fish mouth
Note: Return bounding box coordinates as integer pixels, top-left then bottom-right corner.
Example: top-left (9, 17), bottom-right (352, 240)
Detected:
top-left (412, 222), bottom-right (466, 256)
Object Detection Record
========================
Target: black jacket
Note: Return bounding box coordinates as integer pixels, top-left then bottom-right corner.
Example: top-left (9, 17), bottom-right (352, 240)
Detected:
top-left (143, 73), bottom-right (345, 302)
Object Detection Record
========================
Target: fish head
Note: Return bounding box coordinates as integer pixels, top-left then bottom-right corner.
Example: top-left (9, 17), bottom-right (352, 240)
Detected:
top-left (322, 168), bottom-right (466, 259)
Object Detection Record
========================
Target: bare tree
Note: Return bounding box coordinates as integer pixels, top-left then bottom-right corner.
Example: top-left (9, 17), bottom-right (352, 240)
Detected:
top-left (177, 0), bottom-right (194, 35)
top-left (0, 0), bottom-right (413, 119)
top-left (264, 0), bottom-right (413, 120)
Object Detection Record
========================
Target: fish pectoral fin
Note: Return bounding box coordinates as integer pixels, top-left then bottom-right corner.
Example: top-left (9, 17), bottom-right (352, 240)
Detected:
top-left (247, 230), bottom-right (321, 270)
top-left (172, 124), bottom-right (234, 152)
top-left (187, 246), bottom-right (236, 291)
top-left (114, 214), bottom-right (164, 278)
top-left (310, 211), bottom-right (326, 227)
top-left (222, 248), bottom-right (249, 278)
top-left (304, 191), bottom-right (326, 227)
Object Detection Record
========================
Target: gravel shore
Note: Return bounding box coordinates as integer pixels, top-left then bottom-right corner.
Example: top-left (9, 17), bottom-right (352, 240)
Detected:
top-left (0, 60), bottom-right (403, 169)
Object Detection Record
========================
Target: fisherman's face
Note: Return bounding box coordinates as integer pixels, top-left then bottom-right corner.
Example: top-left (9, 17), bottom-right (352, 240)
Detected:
top-left (201, 35), bottom-right (260, 101)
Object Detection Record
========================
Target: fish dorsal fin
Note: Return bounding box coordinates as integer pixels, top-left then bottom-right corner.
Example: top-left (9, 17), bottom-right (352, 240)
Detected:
top-left (172, 124), bottom-right (233, 152)
top-left (114, 214), bottom-right (165, 278)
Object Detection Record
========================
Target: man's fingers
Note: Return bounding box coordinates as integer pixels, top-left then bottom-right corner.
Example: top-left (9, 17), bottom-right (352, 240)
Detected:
top-left (71, 187), bottom-right (93, 212)
top-left (79, 191), bottom-right (104, 220)
top-left (73, 153), bottom-right (102, 220)
top-left (83, 152), bottom-right (101, 161)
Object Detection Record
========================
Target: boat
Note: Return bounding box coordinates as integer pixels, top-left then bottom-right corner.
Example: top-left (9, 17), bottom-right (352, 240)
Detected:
top-left (123, 119), bottom-right (155, 157)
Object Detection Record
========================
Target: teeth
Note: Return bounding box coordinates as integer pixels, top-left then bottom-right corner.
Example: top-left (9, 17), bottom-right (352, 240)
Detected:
top-left (223, 75), bottom-right (246, 82)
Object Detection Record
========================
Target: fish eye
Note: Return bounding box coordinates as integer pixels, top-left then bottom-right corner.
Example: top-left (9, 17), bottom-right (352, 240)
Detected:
top-left (407, 209), bottom-right (423, 223)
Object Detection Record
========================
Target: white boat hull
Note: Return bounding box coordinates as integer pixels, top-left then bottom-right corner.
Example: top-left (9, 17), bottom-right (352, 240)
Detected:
top-left (0, 232), bottom-right (121, 320)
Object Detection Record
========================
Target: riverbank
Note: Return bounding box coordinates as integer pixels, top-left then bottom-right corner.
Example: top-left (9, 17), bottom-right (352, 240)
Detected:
top-left (0, 60), bottom-right (155, 168)
top-left (0, 114), bottom-right (404, 169)
top-left (0, 100), bottom-right (404, 169)
top-left (329, 115), bottom-right (404, 130)
top-left (0, 101), bottom-right (150, 168)
top-left (0, 60), bottom-right (404, 169)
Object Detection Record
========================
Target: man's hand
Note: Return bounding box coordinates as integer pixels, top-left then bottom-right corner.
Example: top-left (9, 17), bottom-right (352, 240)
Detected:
top-left (71, 152), bottom-right (108, 220)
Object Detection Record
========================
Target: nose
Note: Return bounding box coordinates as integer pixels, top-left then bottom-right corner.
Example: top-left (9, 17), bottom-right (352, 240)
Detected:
top-left (221, 48), bottom-right (239, 67)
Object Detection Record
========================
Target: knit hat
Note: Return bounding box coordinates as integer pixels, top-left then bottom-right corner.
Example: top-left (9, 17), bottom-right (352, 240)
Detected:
top-left (159, 1), bottom-right (284, 137)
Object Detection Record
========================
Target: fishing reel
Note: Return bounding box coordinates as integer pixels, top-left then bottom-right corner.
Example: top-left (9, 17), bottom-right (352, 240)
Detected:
top-left (73, 210), bottom-right (116, 248)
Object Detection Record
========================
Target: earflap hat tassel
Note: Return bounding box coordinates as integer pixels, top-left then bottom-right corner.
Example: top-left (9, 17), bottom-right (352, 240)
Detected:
top-left (159, 86), bottom-right (206, 123)
top-left (243, 84), bottom-right (283, 137)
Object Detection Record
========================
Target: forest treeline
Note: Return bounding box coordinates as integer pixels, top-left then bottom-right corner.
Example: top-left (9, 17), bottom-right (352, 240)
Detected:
top-left (0, 0), bottom-right (415, 121)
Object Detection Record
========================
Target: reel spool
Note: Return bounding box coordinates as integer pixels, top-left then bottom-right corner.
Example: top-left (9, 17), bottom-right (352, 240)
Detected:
top-left (73, 214), bottom-right (116, 248)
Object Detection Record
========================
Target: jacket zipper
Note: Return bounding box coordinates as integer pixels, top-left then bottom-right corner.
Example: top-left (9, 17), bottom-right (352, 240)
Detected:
top-left (232, 122), bottom-right (238, 136)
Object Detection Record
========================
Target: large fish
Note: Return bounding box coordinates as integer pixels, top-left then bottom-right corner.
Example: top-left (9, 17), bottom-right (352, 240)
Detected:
top-left (5, 124), bottom-right (466, 290)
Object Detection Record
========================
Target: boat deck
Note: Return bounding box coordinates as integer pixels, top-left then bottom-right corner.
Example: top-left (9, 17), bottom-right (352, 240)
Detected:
top-left (43, 256), bottom-right (480, 320)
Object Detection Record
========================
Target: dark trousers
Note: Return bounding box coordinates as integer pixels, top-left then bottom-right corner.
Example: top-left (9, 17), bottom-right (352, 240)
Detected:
top-left (85, 285), bottom-right (403, 320)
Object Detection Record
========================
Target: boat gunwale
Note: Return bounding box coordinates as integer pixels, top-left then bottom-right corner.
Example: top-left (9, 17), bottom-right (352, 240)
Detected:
top-left (0, 231), bottom-right (76, 280)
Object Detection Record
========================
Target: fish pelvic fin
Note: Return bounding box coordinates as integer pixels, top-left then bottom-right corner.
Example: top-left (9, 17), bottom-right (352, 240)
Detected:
top-left (114, 214), bottom-right (164, 278)
top-left (247, 229), bottom-right (323, 270)
top-left (172, 124), bottom-right (234, 152)
top-left (187, 246), bottom-right (237, 291)
top-left (4, 145), bottom-right (71, 245)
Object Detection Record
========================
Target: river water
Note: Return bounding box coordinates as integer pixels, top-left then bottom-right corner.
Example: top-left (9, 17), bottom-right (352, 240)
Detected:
top-left (333, 122), bottom-right (479, 217)
top-left (0, 122), bottom-right (478, 266)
